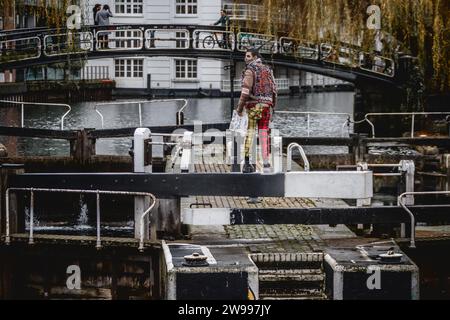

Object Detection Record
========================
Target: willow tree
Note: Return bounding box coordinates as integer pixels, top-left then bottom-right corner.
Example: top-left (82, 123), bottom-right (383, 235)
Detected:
top-left (1, 0), bottom-right (88, 79)
top-left (240, 0), bottom-right (449, 93)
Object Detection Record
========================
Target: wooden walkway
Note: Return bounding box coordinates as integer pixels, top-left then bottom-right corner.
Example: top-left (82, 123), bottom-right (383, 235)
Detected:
top-left (183, 162), bottom-right (316, 209)
top-left (163, 144), bottom-right (319, 210)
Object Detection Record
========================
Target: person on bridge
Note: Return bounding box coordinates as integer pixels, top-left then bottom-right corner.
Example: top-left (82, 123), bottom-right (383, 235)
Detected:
top-left (213, 9), bottom-right (231, 48)
top-left (95, 5), bottom-right (114, 49)
top-left (214, 9), bottom-right (230, 27)
top-left (93, 4), bottom-right (102, 25)
top-left (237, 49), bottom-right (277, 174)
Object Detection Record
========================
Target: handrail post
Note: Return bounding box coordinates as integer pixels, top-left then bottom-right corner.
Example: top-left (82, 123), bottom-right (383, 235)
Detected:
top-left (96, 191), bottom-right (101, 250)
top-left (411, 114), bottom-right (415, 138)
top-left (5, 190), bottom-right (10, 245)
top-left (307, 113), bottom-right (311, 137)
top-left (138, 103), bottom-right (142, 127)
top-left (365, 115), bottom-right (376, 138)
top-left (287, 143), bottom-right (310, 172)
top-left (60, 104), bottom-right (71, 130)
top-left (29, 188), bottom-right (34, 245)
top-left (398, 195), bottom-right (416, 249)
top-left (21, 103), bottom-right (25, 128)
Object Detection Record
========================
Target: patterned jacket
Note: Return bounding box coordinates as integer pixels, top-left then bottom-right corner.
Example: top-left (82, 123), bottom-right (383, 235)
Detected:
top-left (238, 59), bottom-right (277, 111)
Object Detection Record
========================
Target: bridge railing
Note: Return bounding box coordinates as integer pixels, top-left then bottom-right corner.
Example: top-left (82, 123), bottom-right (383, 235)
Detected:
top-left (237, 32), bottom-right (277, 54)
top-left (279, 37), bottom-right (319, 60)
top-left (193, 30), bottom-right (236, 51)
top-left (43, 32), bottom-right (93, 57)
top-left (359, 52), bottom-right (395, 77)
top-left (320, 43), bottom-right (359, 67)
top-left (96, 29), bottom-right (144, 51)
top-left (0, 36), bottom-right (41, 63)
top-left (145, 29), bottom-right (190, 50)
top-left (4, 187), bottom-right (157, 251)
top-left (0, 25), bottom-right (399, 79)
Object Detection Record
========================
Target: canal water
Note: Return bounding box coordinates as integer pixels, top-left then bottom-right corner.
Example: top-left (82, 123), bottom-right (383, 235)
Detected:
top-left (1, 92), bottom-right (355, 156)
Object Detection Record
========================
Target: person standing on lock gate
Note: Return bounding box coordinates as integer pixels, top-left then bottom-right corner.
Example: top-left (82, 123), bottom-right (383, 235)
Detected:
top-left (236, 48), bottom-right (277, 174)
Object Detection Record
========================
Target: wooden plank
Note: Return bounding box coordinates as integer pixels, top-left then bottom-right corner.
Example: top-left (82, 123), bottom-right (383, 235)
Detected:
top-left (285, 198), bottom-right (296, 208)
top-left (226, 196), bottom-right (236, 209)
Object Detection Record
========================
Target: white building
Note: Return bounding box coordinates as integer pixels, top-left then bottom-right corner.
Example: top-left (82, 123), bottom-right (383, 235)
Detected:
top-left (1, 0), bottom-right (350, 93)
top-left (81, 0), bottom-right (336, 96)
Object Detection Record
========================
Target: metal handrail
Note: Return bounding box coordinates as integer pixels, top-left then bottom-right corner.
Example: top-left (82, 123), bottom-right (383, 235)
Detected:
top-left (0, 36), bottom-right (42, 62)
top-left (365, 112), bottom-right (450, 138)
top-left (359, 52), bottom-right (395, 77)
top-left (338, 163), bottom-right (406, 170)
top-left (275, 111), bottom-right (352, 138)
top-left (237, 32), bottom-right (276, 53)
top-left (5, 188), bottom-right (157, 251)
top-left (95, 29), bottom-right (143, 51)
top-left (145, 29), bottom-right (190, 50)
top-left (193, 29), bottom-right (235, 51)
top-left (176, 99), bottom-right (189, 125)
top-left (43, 32), bottom-right (93, 57)
top-left (0, 100), bottom-right (71, 130)
top-left (94, 99), bottom-right (188, 128)
top-left (398, 191), bottom-right (450, 249)
top-left (287, 143), bottom-right (310, 172)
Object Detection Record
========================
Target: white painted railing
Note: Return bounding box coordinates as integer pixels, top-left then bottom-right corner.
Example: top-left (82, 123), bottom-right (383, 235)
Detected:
top-left (0, 99), bottom-right (71, 130)
top-left (5, 188), bottom-right (157, 251)
top-left (95, 99), bottom-right (188, 128)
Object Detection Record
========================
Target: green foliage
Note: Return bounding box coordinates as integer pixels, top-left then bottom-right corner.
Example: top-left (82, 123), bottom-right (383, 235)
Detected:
top-left (239, 0), bottom-right (449, 93)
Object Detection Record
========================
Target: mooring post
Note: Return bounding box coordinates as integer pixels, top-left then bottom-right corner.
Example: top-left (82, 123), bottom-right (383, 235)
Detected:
top-left (156, 198), bottom-right (181, 239)
top-left (70, 129), bottom-right (96, 163)
top-left (271, 135), bottom-right (283, 173)
top-left (228, 130), bottom-right (243, 173)
top-left (134, 128), bottom-right (153, 241)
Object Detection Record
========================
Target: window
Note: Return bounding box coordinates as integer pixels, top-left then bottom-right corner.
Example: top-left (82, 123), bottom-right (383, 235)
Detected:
top-left (175, 59), bottom-right (197, 79)
top-left (115, 59), bottom-right (143, 78)
top-left (175, 31), bottom-right (188, 48)
top-left (115, 30), bottom-right (142, 48)
top-left (115, 0), bottom-right (143, 15)
top-left (176, 0), bottom-right (197, 15)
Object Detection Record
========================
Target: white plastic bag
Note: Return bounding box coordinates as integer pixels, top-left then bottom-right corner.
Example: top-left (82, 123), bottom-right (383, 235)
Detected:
top-left (227, 110), bottom-right (248, 162)
top-left (229, 110), bottom-right (248, 133)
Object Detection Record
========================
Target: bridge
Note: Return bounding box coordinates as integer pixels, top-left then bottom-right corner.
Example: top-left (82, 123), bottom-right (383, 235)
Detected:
top-left (0, 24), bottom-right (413, 87)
